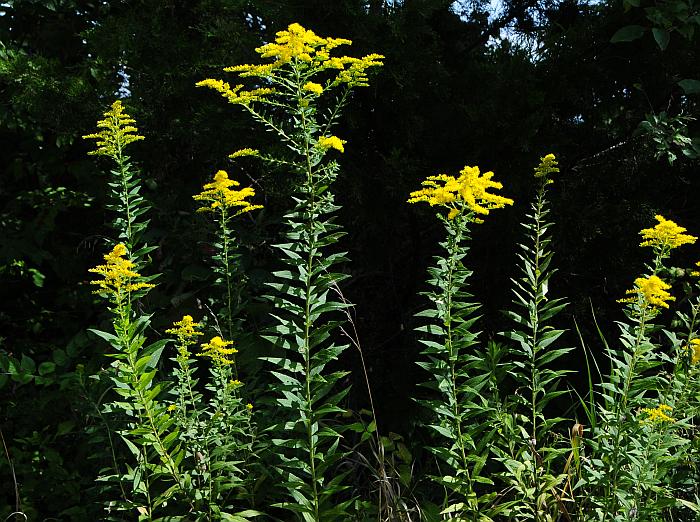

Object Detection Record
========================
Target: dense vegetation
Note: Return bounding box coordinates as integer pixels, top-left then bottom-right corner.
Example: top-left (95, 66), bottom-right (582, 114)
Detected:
top-left (2, 1), bottom-right (700, 520)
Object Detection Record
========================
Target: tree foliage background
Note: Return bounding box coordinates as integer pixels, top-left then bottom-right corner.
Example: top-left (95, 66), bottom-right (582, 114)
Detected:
top-left (1, 0), bottom-right (699, 517)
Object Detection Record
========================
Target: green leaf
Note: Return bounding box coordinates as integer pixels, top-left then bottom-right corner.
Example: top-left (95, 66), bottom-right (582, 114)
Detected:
top-left (678, 79), bottom-right (700, 94)
top-left (610, 25), bottom-right (646, 42)
top-left (652, 27), bottom-right (670, 50)
top-left (38, 361), bottom-right (55, 375)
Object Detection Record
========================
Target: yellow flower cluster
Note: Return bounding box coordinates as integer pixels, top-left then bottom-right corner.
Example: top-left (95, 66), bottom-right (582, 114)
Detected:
top-left (199, 336), bottom-right (238, 366)
top-left (317, 135), bottom-right (346, 153)
top-left (208, 23), bottom-right (383, 89)
top-left (83, 100), bottom-right (145, 157)
top-left (689, 260), bottom-right (700, 277)
top-left (689, 339), bottom-right (700, 364)
top-left (89, 243), bottom-right (154, 297)
top-left (640, 404), bottom-right (674, 424)
top-left (639, 215), bottom-right (697, 251)
top-left (195, 78), bottom-right (275, 106)
top-left (408, 166), bottom-right (514, 221)
top-left (621, 275), bottom-right (675, 309)
top-left (303, 81), bottom-right (323, 95)
top-left (166, 315), bottom-right (203, 342)
top-left (193, 170), bottom-right (263, 215)
top-left (534, 153), bottom-right (559, 179)
top-left (229, 148), bottom-right (260, 159)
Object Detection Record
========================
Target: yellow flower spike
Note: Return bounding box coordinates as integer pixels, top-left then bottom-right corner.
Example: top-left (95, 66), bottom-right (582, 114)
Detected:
top-left (317, 135), bottom-right (346, 153)
top-left (195, 78), bottom-right (275, 105)
top-left (229, 148), bottom-right (260, 159)
top-left (639, 215), bottom-right (697, 250)
top-left (166, 315), bottom-right (204, 341)
top-left (208, 23), bottom-right (381, 88)
top-left (640, 404), bottom-right (675, 424)
top-left (689, 339), bottom-right (700, 364)
top-left (302, 82), bottom-right (324, 95)
top-left (83, 100), bottom-right (144, 157)
top-left (408, 165), bottom-right (514, 221)
top-left (193, 170), bottom-right (263, 215)
top-left (167, 404), bottom-right (177, 412)
top-left (691, 261), bottom-right (700, 277)
top-left (89, 243), bottom-right (155, 298)
top-left (246, 403), bottom-right (254, 411)
top-left (534, 153), bottom-right (559, 179)
top-left (621, 275), bottom-right (675, 309)
top-left (198, 336), bottom-right (238, 366)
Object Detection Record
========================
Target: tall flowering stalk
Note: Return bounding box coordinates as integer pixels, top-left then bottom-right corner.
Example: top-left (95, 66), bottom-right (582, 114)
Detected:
top-left (197, 23), bottom-right (383, 521)
top-left (85, 103), bottom-right (186, 516)
top-left (193, 169), bottom-right (262, 347)
top-left (83, 101), bottom-right (153, 266)
top-left (88, 244), bottom-right (187, 517)
top-left (585, 215), bottom-right (697, 520)
top-left (407, 165), bottom-right (513, 520)
top-left (497, 154), bottom-right (572, 521)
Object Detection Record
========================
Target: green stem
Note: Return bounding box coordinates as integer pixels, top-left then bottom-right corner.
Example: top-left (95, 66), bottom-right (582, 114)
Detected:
top-left (443, 218), bottom-right (472, 496)
top-left (607, 306), bottom-right (649, 517)
top-left (530, 188), bottom-right (545, 522)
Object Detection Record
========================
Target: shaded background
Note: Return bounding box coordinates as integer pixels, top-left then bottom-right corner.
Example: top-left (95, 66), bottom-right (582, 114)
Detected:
top-left (2, 0), bottom-right (699, 517)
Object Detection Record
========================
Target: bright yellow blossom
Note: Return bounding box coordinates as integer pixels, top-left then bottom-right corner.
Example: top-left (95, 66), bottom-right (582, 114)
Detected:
top-left (198, 336), bottom-right (238, 366)
top-left (193, 170), bottom-right (263, 215)
top-left (534, 153), bottom-right (559, 179)
top-left (82, 101), bottom-right (144, 157)
top-left (229, 148), bottom-right (260, 159)
top-left (166, 315), bottom-right (203, 341)
top-left (689, 339), bottom-right (700, 364)
top-left (640, 404), bottom-right (674, 423)
top-left (690, 261), bottom-right (700, 277)
top-left (195, 78), bottom-right (275, 105)
top-left (622, 275), bottom-right (675, 309)
top-left (205, 23), bottom-right (382, 90)
top-left (639, 215), bottom-right (697, 251)
top-left (303, 82), bottom-right (323, 95)
top-left (246, 403), bottom-right (253, 411)
top-left (317, 135), bottom-right (346, 153)
top-left (89, 243), bottom-right (154, 298)
top-left (408, 165), bottom-right (514, 221)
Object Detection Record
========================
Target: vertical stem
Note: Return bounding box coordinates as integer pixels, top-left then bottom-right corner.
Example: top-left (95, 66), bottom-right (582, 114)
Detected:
top-left (297, 62), bottom-right (321, 520)
top-left (530, 188), bottom-right (545, 521)
top-left (443, 219), bottom-right (472, 489)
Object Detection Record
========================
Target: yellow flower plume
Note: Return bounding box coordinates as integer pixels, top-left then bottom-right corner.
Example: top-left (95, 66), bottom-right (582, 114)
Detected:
top-left (193, 170), bottom-right (263, 215)
top-left (198, 336), bottom-right (238, 366)
top-left (689, 339), bottom-right (700, 364)
top-left (317, 135), bottom-right (346, 153)
top-left (303, 81), bottom-right (324, 95)
top-left (639, 215), bottom-right (697, 251)
top-left (640, 404), bottom-right (674, 424)
top-left (201, 23), bottom-right (383, 92)
top-left (89, 243), bottom-right (154, 298)
top-left (195, 78), bottom-right (275, 106)
top-left (534, 153), bottom-right (559, 179)
top-left (82, 100), bottom-right (145, 157)
top-left (166, 315), bottom-right (203, 341)
top-left (621, 275), bottom-right (675, 309)
top-left (408, 165), bottom-right (514, 221)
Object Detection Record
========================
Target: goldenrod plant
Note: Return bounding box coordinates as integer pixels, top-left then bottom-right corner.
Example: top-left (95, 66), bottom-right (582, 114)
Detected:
top-left (71, 24), bottom-right (700, 522)
top-left (407, 165), bottom-right (513, 520)
top-left (85, 104), bottom-right (262, 520)
top-left (496, 154), bottom-right (573, 521)
top-left (193, 169), bottom-right (262, 350)
top-left (197, 23), bottom-right (383, 521)
top-left (83, 101), bottom-right (154, 267)
top-left (582, 215), bottom-right (699, 520)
